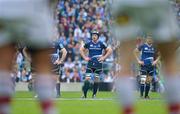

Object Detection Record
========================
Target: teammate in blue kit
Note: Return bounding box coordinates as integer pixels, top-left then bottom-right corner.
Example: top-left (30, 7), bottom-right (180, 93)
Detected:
top-left (51, 42), bottom-right (67, 98)
top-left (134, 36), bottom-right (160, 99)
top-left (80, 31), bottom-right (112, 98)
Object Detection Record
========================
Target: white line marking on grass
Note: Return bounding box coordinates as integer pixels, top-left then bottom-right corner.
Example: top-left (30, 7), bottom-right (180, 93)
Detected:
top-left (14, 98), bottom-right (162, 101)
top-left (14, 98), bottom-right (114, 101)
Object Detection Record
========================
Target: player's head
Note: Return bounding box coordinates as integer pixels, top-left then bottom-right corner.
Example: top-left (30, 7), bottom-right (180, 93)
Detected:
top-left (146, 36), bottom-right (153, 45)
top-left (91, 31), bottom-right (99, 42)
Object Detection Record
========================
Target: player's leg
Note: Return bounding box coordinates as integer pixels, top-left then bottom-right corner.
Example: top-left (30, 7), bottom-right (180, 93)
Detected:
top-left (157, 41), bottom-right (180, 114)
top-left (144, 75), bottom-right (152, 99)
top-left (82, 68), bottom-right (92, 98)
top-left (139, 69), bottom-right (147, 98)
top-left (0, 44), bottom-right (15, 114)
top-left (82, 77), bottom-right (91, 98)
top-left (143, 66), bottom-right (153, 99)
top-left (54, 65), bottom-right (62, 98)
top-left (115, 40), bottom-right (136, 114)
top-left (55, 76), bottom-right (61, 98)
top-left (52, 74), bottom-right (60, 98)
top-left (92, 72), bottom-right (100, 98)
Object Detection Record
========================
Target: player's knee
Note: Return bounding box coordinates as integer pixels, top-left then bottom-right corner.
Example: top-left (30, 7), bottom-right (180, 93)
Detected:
top-left (83, 79), bottom-right (91, 90)
top-left (94, 76), bottom-right (100, 82)
top-left (146, 77), bottom-right (152, 84)
top-left (140, 75), bottom-right (147, 84)
top-left (85, 73), bottom-right (91, 80)
top-left (84, 79), bottom-right (90, 83)
top-left (145, 81), bottom-right (150, 84)
top-left (85, 76), bottom-right (91, 81)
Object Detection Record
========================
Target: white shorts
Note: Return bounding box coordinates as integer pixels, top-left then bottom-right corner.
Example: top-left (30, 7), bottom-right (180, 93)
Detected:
top-left (111, 0), bottom-right (180, 42)
top-left (0, 0), bottom-right (55, 48)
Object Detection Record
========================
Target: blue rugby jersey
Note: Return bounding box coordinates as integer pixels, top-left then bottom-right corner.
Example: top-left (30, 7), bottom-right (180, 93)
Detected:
top-left (84, 41), bottom-right (107, 58)
top-left (84, 41), bottom-right (107, 68)
top-left (51, 42), bottom-right (64, 63)
top-left (138, 43), bottom-right (156, 65)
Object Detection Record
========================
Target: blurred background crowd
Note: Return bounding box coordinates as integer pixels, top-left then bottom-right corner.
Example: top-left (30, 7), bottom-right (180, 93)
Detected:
top-left (13, 0), bottom-right (117, 84)
top-left (13, 0), bottom-right (180, 85)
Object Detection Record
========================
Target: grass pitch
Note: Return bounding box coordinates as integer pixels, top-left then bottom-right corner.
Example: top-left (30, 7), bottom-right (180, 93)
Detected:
top-left (12, 91), bottom-right (167, 114)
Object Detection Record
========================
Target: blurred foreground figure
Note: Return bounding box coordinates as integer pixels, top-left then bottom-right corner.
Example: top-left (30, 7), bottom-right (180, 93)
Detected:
top-left (111, 0), bottom-right (180, 114)
top-left (0, 0), bottom-right (58, 114)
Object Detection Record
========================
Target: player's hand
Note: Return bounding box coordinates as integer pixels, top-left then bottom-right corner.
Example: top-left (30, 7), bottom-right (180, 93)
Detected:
top-left (84, 57), bottom-right (90, 62)
top-left (138, 60), bottom-right (144, 65)
top-left (152, 61), bottom-right (157, 66)
top-left (54, 60), bottom-right (63, 65)
top-left (98, 56), bottom-right (105, 62)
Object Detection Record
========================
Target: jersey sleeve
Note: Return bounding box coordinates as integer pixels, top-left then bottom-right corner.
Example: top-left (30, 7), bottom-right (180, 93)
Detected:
top-left (101, 42), bottom-right (108, 49)
top-left (59, 43), bottom-right (64, 50)
top-left (138, 44), bottom-right (143, 51)
top-left (153, 46), bottom-right (159, 59)
top-left (84, 42), bottom-right (89, 49)
top-left (55, 43), bottom-right (64, 51)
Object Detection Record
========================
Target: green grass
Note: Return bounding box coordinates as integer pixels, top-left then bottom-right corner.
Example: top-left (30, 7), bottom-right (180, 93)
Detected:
top-left (11, 91), bottom-right (167, 114)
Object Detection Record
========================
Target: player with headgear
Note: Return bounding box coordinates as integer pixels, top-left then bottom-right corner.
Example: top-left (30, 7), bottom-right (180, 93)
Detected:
top-left (80, 30), bottom-right (112, 98)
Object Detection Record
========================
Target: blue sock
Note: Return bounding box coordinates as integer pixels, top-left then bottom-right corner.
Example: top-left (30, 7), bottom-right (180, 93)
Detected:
top-left (140, 84), bottom-right (145, 97)
top-left (82, 80), bottom-right (90, 98)
top-left (93, 82), bottom-right (99, 96)
top-left (56, 83), bottom-right (60, 97)
top-left (145, 83), bottom-right (150, 97)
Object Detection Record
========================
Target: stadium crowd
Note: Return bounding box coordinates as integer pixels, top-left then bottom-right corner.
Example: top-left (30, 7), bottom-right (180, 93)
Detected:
top-left (14, 0), bottom-right (116, 83)
top-left (13, 0), bottom-right (180, 85)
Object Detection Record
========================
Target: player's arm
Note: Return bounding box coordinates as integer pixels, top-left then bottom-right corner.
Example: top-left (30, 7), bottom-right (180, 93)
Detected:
top-left (99, 47), bottom-right (113, 62)
top-left (98, 43), bottom-right (113, 62)
top-left (58, 47), bottom-right (67, 63)
top-left (80, 44), bottom-right (90, 61)
top-left (133, 46), bottom-right (144, 65)
top-left (54, 44), bottom-right (67, 65)
top-left (22, 47), bottom-right (31, 63)
top-left (152, 51), bottom-right (161, 66)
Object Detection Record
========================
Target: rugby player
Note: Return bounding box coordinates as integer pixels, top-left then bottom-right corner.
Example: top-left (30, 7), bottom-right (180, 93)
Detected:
top-left (134, 36), bottom-right (160, 99)
top-left (80, 31), bottom-right (112, 98)
top-left (52, 42), bottom-right (67, 98)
